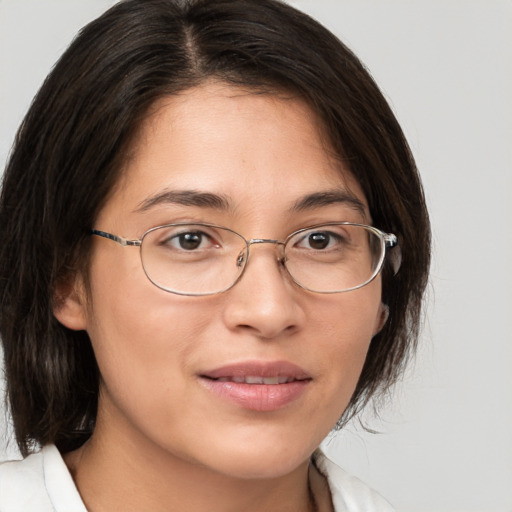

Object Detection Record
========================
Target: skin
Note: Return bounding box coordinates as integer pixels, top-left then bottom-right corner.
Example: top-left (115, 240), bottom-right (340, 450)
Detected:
top-left (56, 81), bottom-right (386, 512)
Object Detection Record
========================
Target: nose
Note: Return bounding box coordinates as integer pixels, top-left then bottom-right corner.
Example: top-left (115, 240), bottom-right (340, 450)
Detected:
top-left (221, 243), bottom-right (305, 339)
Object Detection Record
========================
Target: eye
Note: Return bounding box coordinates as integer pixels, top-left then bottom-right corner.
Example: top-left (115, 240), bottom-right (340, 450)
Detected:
top-left (162, 229), bottom-right (219, 251)
top-left (306, 232), bottom-right (332, 250)
top-left (295, 230), bottom-right (345, 250)
top-left (175, 232), bottom-right (205, 250)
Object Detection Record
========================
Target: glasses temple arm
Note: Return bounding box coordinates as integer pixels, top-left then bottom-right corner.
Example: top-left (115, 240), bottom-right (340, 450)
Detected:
top-left (91, 230), bottom-right (141, 247)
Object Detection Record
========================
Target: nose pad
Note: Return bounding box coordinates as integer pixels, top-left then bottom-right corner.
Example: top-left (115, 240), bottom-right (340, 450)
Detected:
top-left (275, 244), bottom-right (286, 266)
top-left (236, 249), bottom-right (246, 268)
top-left (277, 249), bottom-right (287, 268)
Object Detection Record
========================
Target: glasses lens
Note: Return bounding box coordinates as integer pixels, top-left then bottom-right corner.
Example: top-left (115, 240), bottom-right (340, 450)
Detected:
top-left (284, 224), bottom-right (385, 293)
top-left (140, 224), bottom-right (247, 295)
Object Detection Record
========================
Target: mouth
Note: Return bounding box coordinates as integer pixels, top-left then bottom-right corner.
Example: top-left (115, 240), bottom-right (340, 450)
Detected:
top-left (199, 361), bottom-right (311, 411)
top-left (211, 375), bottom-right (300, 384)
top-left (200, 360), bottom-right (311, 383)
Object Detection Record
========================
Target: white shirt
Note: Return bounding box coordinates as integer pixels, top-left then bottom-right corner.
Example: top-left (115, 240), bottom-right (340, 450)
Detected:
top-left (0, 445), bottom-right (394, 511)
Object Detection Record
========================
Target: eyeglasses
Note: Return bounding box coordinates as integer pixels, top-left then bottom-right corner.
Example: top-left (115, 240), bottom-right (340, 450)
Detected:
top-left (91, 222), bottom-right (400, 296)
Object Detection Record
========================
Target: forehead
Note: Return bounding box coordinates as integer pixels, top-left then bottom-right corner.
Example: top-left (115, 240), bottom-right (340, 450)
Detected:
top-left (99, 82), bottom-right (369, 228)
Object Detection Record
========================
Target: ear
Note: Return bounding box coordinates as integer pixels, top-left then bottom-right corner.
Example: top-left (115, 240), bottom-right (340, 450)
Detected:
top-left (372, 303), bottom-right (389, 336)
top-left (53, 274), bottom-right (88, 331)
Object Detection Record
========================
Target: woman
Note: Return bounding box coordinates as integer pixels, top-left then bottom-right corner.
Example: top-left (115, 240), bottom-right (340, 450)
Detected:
top-left (0, 0), bottom-right (430, 510)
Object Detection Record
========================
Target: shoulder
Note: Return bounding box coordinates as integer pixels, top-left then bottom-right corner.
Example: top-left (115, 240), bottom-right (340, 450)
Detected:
top-left (313, 451), bottom-right (395, 512)
top-left (0, 445), bottom-right (86, 512)
top-left (0, 447), bottom-right (51, 511)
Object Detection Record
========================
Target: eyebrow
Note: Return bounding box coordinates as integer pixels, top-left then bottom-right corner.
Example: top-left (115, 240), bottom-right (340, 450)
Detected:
top-left (134, 188), bottom-right (367, 219)
top-left (134, 189), bottom-right (232, 213)
top-left (291, 190), bottom-right (367, 218)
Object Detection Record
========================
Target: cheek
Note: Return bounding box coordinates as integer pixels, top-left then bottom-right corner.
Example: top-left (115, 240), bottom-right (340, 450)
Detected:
top-left (85, 288), bottom-right (218, 453)
top-left (308, 284), bottom-right (382, 412)
top-left (83, 250), bottom-right (208, 407)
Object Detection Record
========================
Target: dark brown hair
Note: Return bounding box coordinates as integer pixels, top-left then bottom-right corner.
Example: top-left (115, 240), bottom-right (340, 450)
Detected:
top-left (0, 0), bottom-right (430, 457)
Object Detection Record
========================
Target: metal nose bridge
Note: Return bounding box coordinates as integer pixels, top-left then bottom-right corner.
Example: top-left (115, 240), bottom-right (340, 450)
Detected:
top-left (247, 238), bottom-right (285, 246)
top-left (241, 239), bottom-right (287, 268)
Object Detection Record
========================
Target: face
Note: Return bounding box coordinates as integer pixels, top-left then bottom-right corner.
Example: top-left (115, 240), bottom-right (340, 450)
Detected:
top-left (57, 81), bottom-right (385, 480)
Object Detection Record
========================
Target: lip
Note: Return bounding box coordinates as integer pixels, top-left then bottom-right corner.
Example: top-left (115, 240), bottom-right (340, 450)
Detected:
top-left (199, 361), bottom-right (311, 412)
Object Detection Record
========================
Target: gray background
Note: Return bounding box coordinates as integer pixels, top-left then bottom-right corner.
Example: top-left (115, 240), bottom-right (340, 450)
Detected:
top-left (1, 1), bottom-right (511, 511)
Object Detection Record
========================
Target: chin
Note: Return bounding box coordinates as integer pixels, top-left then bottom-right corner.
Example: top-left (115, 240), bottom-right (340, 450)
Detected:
top-left (214, 455), bottom-right (309, 481)
top-left (196, 438), bottom-right (316, 480)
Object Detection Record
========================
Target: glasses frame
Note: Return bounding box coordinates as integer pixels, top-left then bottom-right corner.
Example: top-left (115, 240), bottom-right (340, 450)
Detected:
top-left (91, 222), bottom-right (400, 296)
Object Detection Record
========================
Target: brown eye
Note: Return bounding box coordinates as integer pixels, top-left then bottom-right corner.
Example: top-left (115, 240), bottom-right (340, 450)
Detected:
top-left (160, 230), bottom-right (216, 251)
top-left (307, 232), bottom-right (330, 250)
top-left (177, 232), bottom-right (203, 250)
top-left (292, 229), bottom-right (347, 252)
